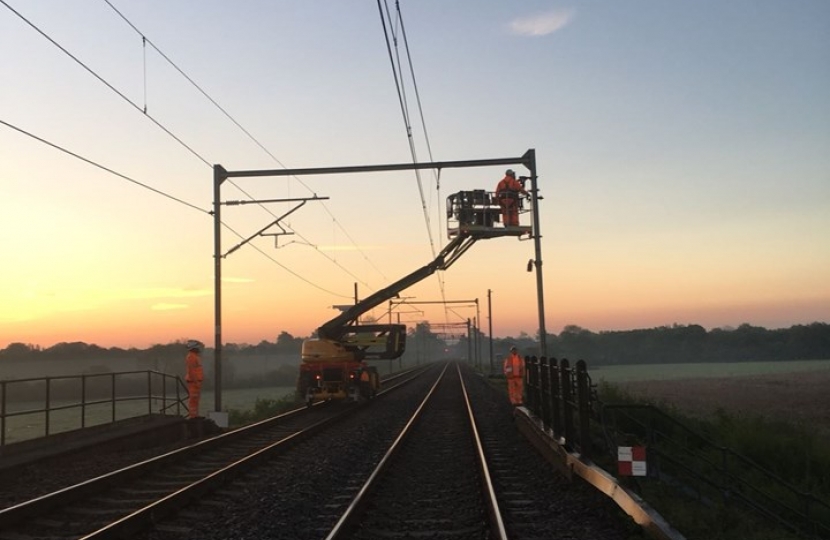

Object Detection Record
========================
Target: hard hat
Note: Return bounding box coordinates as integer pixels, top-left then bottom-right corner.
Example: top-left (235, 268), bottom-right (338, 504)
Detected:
top-left (506, 169), bottom-right (516, 177)
top-left (510, 346), bottom-right (517, 352)
top-left (186, 340), bottom-right (202, 351)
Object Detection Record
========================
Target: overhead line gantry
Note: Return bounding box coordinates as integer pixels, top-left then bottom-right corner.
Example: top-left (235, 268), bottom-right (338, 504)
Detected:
top-left (211, 149), bottom-right (547, 414)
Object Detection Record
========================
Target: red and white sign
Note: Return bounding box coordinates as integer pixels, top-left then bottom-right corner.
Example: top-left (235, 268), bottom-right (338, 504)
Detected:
top-left (617, 446), bottom-right (647, 476)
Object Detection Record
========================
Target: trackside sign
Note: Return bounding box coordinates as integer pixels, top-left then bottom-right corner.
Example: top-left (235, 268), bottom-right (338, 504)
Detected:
top-left (617, 446), bottom-right (647, 476)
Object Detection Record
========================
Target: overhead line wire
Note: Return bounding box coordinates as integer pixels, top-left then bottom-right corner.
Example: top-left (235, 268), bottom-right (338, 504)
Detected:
top-left (4, 0), bottom-right (379, 295)
top-left (0, 117), bottom-right (351, 298)
top-left (378, 0), bottom-right (451, 320)
top-left (0, 0), bottom-right (380, 297)
top-left (221, 179), bottom-right (372, 289)
top-left (392, 1), bottom-right (451, 324)
top-left (0, 118), bottom-right (205, 213)
top-left (104, 0), bottom-right (387, 285)
top-left (396, 2), bottom-right (445, 242)
top-left (387, 2), bottom-right (435, 253)
top-left (0, 0), bottom-right (211, 168)
top-left (379, 0), bottom-right (435, 256)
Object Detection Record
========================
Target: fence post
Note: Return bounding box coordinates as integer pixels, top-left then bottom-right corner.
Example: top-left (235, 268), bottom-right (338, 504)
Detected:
top-left (162, 373), bottom-right (167, 416)
top-left (45, 377), bottom-right (51, 438)
top-left (1, 381), bottom-right (6, 451)
top-left (147, 371), bottom-right (152, 415)
top-left (81, 375), bottom-right (86, 429)
top-left (550, 357), bottom-right (562, 439)
top-left (576, 360), bottom-right (591, 460)
top-left (525, 356), bottom-right (537, 412)
top-left (540, 357), bottom-right (551, 430)
top-left (560, 359), bottom-right (574, 447)
top-left (111, 373), bottom-right (116, 423)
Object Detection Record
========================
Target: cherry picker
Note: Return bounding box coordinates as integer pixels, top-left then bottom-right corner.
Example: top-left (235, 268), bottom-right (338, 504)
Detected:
top-left (296, 187), bottom-right (531, 406)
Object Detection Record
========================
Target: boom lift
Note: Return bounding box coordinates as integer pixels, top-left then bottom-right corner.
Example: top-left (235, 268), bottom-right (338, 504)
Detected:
top-left (297, 188), bottom-right (531, 405)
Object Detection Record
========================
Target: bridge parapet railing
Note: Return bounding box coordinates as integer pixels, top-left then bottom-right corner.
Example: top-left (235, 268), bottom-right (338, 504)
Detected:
top-left (0, 370), bottom-right (188, 452)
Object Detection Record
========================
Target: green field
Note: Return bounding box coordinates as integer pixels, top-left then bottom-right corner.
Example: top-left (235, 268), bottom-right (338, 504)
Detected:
top-left (590, 359), bottom-right (830, 383)
top-left (199, 386), bottom-right (295, 414)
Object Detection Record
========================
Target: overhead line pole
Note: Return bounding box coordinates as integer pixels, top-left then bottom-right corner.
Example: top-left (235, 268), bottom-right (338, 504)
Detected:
top-left (213, 165), bottom-right (225, 414)
top-left (525, 150), bottom-right (548, 356)
top-left (212, 165), bottom-right (326, 416)
top-left (488, 289), bottom-right (494, 375)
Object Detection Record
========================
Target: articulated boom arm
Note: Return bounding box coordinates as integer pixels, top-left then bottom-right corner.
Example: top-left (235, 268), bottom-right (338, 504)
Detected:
top-left (318, 233), bottom-right (478, 341)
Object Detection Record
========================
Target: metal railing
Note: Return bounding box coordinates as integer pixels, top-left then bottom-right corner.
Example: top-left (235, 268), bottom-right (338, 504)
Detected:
top-left (0, 370), bottom-right (188, 450)
top-left (524, 356), bottom-right (594, 459)
top-left (521, 356), bottom-right (830, 538)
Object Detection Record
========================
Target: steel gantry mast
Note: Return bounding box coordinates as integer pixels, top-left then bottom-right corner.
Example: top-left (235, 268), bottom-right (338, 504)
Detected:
top-left (212, 149), bottom-right (547, 416)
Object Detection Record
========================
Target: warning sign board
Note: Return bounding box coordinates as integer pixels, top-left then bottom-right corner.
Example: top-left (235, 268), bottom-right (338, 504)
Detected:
top-left (617, 446), bottom-right (647, 477)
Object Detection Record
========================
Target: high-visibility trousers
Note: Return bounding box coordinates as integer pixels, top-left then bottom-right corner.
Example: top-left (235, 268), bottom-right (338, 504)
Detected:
top-left (499, 199), bottom-right (519, 227)
top-left (507, 377), bottom-right (523, 405)
top-left (188, 382), bottom-right (202, 418)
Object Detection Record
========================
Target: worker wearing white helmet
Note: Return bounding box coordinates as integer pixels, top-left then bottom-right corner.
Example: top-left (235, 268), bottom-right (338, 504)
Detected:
top-left (495, 169), bottom-right (528, 227)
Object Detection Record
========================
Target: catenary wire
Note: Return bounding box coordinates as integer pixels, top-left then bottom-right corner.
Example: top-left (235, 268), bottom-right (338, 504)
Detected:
top-left (0, 117), bottom-right (352, 299)
top-left (396, 1), bottom-right (444, 241)
top-left (380, 0), bottom-right (457, 327)
top-left (392, 1), bottom-right (453, 324)
top-left (0, 118), bottom-right (203, 213)
top-left (0, 0), bottom-right (211, 168)
top-left (104, 0), bottom-right (387, 284)
top-left (4, 0), bottom-right (375, 295)
top-left (378, 1), bottom-right (447, 291)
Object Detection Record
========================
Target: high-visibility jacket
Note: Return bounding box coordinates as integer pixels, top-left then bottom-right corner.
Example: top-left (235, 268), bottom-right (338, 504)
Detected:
top-left (503, 352), bottom-right (524, 379)
top-left (186, 351), bottom-right (204, 384)
top-left (496, 175), bottom-right (526, 201)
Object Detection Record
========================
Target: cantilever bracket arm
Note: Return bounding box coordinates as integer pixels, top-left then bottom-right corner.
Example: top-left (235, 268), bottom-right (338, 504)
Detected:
top-left (223, 198), bottom-right (323, 258)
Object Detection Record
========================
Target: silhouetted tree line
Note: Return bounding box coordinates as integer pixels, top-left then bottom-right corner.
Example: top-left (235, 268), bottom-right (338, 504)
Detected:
top-left (546, 322), bottom-right (830, 365)
top-left (0, 332), bottom-right (306, 364)
top-left (1, 323), bottom-right (828, 375)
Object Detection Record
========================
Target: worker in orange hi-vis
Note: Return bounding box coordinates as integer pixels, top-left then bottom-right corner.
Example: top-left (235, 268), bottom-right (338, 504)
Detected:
top-left (495, 169), bottom-right (528, 227)
top-left (185, 340), bottom-right (204, 419)
top-left (503, 346), bottom-right (525, 406)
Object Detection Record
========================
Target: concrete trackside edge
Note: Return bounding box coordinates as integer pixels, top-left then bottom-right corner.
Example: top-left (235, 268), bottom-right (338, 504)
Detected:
top-left (513, 407), bottom-right (686, 540)
top-left (0, 414), bottom-right (219, 471)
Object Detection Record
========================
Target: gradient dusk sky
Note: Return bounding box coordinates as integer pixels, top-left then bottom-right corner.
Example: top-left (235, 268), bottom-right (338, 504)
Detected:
top-left (1, 1), bottom-right (828, 350)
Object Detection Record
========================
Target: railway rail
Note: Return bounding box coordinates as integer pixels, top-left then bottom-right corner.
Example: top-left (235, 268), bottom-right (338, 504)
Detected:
top-left (0, 363), bottom-right (642, 540)
top-left (0, 369), bottom-right (429, 540)
top-left (325, 363), bottom-right (507, 539)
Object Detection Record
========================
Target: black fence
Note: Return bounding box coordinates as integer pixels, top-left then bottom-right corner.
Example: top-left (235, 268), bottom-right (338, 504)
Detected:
top-left (521, 355), bottom-right (830, 539)
top-left (523, 356), bottom-right (594, 459)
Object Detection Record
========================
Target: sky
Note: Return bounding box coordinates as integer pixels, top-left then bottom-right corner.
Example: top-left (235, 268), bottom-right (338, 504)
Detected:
top-left (1, 0), bottom-right (828, 350)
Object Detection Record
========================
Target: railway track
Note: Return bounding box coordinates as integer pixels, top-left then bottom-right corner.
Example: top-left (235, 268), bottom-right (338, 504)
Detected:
top-left (323, 363), bottom-right (641, 540)
top-left (0, 368), bottom-right (430, 540)
top-left (1, 363), bottom-right (643, 540)
top-left (325, 362), bottom-right (506, 539)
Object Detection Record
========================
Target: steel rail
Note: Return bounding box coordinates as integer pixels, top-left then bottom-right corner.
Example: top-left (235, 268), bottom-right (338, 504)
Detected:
top-left (0, 367), bottom-right (429, 538)
top-left (458, 363), bottom-right (509, 539)
top-left (324, 363), bottom-right (509, 540)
